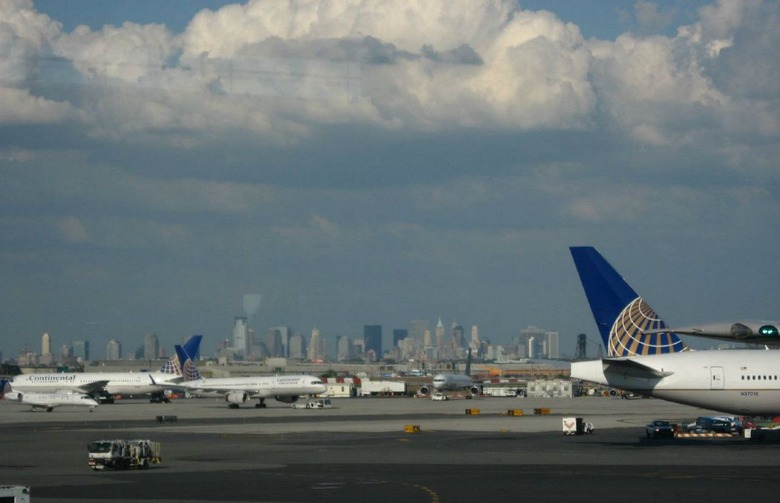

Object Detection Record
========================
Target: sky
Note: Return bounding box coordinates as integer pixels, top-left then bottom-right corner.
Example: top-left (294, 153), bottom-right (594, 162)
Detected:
top-left (1, 0), bottom-right (778, 360)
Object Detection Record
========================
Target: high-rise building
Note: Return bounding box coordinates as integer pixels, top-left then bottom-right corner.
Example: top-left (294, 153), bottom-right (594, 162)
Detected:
top-left (144, 334), bottom-right (160, 360)
top-left (435, 318), bottom-right (445, 351)
top-left (40, 332), bottom-right (53, 365)
top-left (410, 320), bottom-right (429, 345)
top-left (106, 339), bottom-right (122, 360)
top-left (273, 326), bottom-right (292, 357)
top-left (363, 325), bottom-right (382, 361)
top-left (392, 329), bottom-right (408, 349)
top-left (451, 323), bottom-right (465, 351)
top-left (288, 333), bottom-right (306, 360)
top-left (545, 331), bottom-right (560, 359)
top-left (41, 332), bottom-right (51, 356)
top-left (470, 325), bottom-right (480, 351)
top-left (309, 328), bottom-right (324, 362)
top-left (72, 340), bottom-right (89, 361)
top-left (266, 328), bottom-right (283, 357)
top-left (233, 317), bottom-right (248, 357)
top-left (336, 335), bottom-right (353, 361)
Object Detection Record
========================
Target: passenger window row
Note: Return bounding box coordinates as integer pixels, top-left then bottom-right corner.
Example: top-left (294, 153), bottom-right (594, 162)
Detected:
top-left (741, 375), bottom-right (778, 380)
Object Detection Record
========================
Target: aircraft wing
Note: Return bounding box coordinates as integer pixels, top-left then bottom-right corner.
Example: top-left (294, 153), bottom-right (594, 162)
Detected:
top-left (646, 321), bottom-right (780, 347)
top-left (602, 358), bottom-right (673, 379)
top-left (61, 380), bottom-right (110, 395)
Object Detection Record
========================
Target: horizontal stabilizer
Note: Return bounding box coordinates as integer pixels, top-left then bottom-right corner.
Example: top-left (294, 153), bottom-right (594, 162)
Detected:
top-left (602, 358), bottom-right (673, 379)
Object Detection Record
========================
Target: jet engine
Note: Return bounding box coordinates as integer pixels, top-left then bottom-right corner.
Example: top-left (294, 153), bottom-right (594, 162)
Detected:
top-left (225, 391), bottom-right (249, 405)
top-left (274, 395), bottom-right (299, 404)
top-left (417, 385), bottom-right (431, 397)
top-left (469, 385), bottom-right (482, 397)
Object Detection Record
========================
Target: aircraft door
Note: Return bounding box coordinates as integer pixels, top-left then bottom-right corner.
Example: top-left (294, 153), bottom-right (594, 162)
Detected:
top-left (709, 366), bottom-right (724, 390)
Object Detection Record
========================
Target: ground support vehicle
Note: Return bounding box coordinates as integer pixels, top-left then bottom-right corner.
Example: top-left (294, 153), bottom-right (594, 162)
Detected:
top-left (88, 439), bottom-right (161, 470)
top-left (646, 420), bottom-right (675, 438)
top-left (292, 398), bottom-right (332, 409)
top-left (563, 417), bottom-right (594, 435)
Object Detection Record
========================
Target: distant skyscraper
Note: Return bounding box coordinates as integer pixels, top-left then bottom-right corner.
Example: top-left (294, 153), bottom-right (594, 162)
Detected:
top-left (41, 333), bottom-right (51, 356)
top-left (470, 325), bottom-right (480, 350)
top-left (546, 331), bottom-right (560, 359)
top-left (435, 318), bottom-right (445, 350)
top-left (309, 328), bottom-right (323, 362)
top-left (40, 332), bottom-right (53, 365)
top-left (363, 325), bottom-right (382, 360)
top-left (410, 320), bottom-right (429, 344)
top-left (144, 334), bottom-right (160, 360)
top-left (266, 328), bottom-right (283, 357)
top-left (451, 323), bottom-right (465, 350)
top-left (392, 329), bottom-right (408, 349)
top-left (106, 339), bottom-right (122, 360)
top-left (72, 340), bottom-right (89, 361)
top-left (233, 317), bottom-right (248, 357)
top-left (288, 333), bottom-right (306, 360)
top-left (274, 326), bottom-right (292, 357)
top-left (423, 329), bottom-right (432, 349)
top-left (337, 335), bottom-right (353, 361)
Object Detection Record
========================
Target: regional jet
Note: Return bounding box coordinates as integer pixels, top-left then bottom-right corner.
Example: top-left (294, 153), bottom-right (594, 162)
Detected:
top-left (168, 345), bottom-right (327, 409)
top-left (1, 380), bottom-right (98, 412)
top-left (569, 246), bottom-right (780, 416)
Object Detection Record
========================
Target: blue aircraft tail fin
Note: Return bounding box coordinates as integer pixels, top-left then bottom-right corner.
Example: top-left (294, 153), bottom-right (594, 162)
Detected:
top-left (570, 246), bottom-right (687, 356)
top-left (160, 334), bottom-right (203, 375)
top-left (174, 345), bottom-right (203, 382)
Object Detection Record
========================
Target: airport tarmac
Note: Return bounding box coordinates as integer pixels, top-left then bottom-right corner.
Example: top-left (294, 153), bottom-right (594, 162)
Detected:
top-left (3, 395), bottom-right (780, 502)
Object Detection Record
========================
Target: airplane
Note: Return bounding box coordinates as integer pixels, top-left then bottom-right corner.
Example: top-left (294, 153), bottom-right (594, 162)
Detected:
top-left (419, 349), bottom-right (481, 397)
top-left (9, 335), bottom-right (202, 401)
top-left (1, 380), bottom-right (98, 412)
top-left (168, 344), bottom-right (327, 409)
top-left (569, 246), bottom-right (780, 416)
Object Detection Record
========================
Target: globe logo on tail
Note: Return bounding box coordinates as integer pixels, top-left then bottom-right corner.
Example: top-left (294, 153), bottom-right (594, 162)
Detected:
top-left (609, 298), bottom-right (688, 356)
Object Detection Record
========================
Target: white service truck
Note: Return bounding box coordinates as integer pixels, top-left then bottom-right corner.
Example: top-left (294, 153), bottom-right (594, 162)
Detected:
top-left (87, 439), bottom-right (161, 470)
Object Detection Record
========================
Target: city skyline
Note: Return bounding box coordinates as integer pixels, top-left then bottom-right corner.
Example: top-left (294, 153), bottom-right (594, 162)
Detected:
top-left (6, 316), bottom-right (568, 366)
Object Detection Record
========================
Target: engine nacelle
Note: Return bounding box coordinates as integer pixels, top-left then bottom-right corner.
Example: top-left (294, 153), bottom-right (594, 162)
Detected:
top-left (274, 395), bottom-right (299, 404)
top-left (417, 385), bottom-right (431, 397)
top-left (469, 385), bottom-right (482, 397)
top-left (225, 391), bottom-right (249, 404)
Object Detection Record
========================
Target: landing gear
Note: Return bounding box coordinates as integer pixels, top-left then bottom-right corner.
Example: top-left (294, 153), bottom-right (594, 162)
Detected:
top-left (255, 399), bottom-right (267, 408)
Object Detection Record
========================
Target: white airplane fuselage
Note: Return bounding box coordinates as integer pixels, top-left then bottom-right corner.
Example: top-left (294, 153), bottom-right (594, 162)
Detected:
top-left (572, 350), bottom-right (780, 415)
top-left (4, 391), bottom-right (99, 411)
top-left (432, 373), bottom-right (475, 391)
top-left (182, 375), bottom-right (327, 399)
top-left (10, 372), bottom-right (178, 395)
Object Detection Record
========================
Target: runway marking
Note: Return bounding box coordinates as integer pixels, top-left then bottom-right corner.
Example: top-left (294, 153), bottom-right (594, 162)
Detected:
top-left (405, 483), bottom-right (440, 503)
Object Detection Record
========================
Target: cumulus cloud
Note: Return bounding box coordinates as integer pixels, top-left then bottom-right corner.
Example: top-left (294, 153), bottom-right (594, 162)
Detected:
top-left (0, 0), bottom-right (773, 151)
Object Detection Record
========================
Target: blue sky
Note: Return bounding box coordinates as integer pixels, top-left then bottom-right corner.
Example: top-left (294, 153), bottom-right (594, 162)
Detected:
top-left (1, 0), bottom-right (777, 359)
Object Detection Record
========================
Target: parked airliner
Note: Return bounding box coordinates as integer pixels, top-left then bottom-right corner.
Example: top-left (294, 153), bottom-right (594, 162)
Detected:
top-left (168, 345), bottom-right (327, 409)
top-left (569, 246), bottom-right (779, 416)
top-left (10, 335), bottom-right (202, 400)
top-left (1, 380), bottom-right (98, 412)
top-left (419, 350), bottom-right (481, 397)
